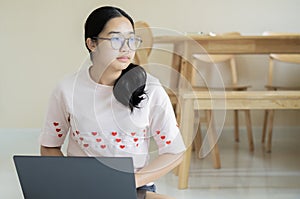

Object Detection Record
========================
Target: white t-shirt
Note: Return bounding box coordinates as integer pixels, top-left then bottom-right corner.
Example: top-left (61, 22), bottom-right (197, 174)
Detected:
top-left (39, 65), bottom-right (186, 170)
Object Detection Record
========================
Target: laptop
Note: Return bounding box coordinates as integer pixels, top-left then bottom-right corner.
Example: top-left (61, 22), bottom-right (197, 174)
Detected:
top-left (13, 156), bottom-right (138, 199)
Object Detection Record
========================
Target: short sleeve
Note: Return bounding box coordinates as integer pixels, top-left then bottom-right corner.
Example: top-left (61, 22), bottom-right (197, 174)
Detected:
top-left (149, 84), bottom-right (186, 155)
top-left (39, 85), bottom-right (70, 147)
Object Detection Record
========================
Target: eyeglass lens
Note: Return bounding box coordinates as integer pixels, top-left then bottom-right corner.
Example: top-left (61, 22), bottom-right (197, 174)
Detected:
top-left (111, 36), bottom-right (141, 50)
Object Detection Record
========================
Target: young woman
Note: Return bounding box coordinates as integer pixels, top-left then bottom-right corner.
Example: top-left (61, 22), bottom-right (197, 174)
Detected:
top-left (39, 6), bottom-right (186, 199)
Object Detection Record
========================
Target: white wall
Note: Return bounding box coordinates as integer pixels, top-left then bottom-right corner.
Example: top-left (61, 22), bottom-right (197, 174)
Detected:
top-left (1, 0), bottom-right (300, 128)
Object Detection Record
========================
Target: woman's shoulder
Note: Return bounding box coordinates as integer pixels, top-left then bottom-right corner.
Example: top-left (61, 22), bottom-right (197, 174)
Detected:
top-left (145, 73), bottom-right (169, 98)
top-left (51, 70), bottom-right (83, 96)
top-left (145, 73), bottom-right (161, 88)
top-left (57, 72), bottom-right (77, 88)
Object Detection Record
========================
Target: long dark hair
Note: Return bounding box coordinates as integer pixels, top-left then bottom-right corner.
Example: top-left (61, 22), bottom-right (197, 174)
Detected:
top-left (84, 6), bottom-right (147, 112)
top-left (113, 63), bottom-right (147, 112)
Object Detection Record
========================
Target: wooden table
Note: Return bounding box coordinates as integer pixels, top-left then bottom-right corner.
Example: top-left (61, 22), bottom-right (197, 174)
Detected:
top-left (154, 35), bottom-right (300, 54)
top-left (155, 35), bottom-right (300, 90)
top-left (153, 34), bottom-right (300, 189)
top-left (178, 90), bottom-right (300, 189)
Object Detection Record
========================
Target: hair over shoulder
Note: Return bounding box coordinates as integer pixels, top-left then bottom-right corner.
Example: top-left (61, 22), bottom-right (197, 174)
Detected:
top-left (113, 64), bottom-right (147, 112)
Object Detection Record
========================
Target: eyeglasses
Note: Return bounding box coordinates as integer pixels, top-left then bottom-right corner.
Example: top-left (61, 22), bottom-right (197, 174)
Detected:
top-left (93, 35), bottom-right (142, 51)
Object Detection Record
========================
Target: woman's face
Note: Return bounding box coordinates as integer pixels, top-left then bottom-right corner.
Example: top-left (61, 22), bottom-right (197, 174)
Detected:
top-left (93, 17), bottom-right (136, 72)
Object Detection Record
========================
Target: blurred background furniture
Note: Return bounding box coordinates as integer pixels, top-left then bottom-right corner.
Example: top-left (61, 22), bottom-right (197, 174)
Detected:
top-left (191, 32), bottom-right (254, 156)
top-left (137, 30), bottom-right (300, 189)
top-left (262, 32), bottom-right (300, 152)
top-left (134, 21), bottom-right (179, 117)
top-left (134, 21), bottom-right (153, 66)
top-left (179, 89), bottom-right (300, 189)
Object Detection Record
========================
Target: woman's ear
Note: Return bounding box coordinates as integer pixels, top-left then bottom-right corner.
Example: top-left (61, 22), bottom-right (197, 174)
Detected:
top-left (86, 38), bottom-right (97, 52)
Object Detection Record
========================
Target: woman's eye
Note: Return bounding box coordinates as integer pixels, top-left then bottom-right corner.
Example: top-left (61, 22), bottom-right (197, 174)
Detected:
top-left (129, 37), bottom-right (135, 42)
top-left (112, 37), bottom-right (122, 42)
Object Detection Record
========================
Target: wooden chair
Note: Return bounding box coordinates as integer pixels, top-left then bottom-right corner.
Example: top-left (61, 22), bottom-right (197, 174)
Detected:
top-left (134, 21), bottom-right (182, 175)
top-left (134, 21), bottom-right (179, 115)
top-left (133, 21), bottom-right (153, 66)
top-left (191, 32), bottom-right (254, 156)
top-left (262, 32), bottom-right (300, 152)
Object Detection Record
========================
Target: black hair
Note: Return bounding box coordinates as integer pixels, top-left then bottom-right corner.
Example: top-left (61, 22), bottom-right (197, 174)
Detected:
top-left (113, 63), bottom-right (147, 112)
top-left (84, 6), bottom-right (134, 52)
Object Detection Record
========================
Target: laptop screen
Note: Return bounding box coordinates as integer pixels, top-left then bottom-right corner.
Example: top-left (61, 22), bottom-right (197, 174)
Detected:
top-left (13, 156), bottom-right (137, 199)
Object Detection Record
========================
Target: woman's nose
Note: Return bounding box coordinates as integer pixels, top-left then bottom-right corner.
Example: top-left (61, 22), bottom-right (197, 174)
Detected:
top-left (120, 40), bottom-right (130, 52)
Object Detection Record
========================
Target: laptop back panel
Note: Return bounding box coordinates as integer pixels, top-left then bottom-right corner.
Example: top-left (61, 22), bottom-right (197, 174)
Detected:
top-left (13, 156), bottom-right (137, 199)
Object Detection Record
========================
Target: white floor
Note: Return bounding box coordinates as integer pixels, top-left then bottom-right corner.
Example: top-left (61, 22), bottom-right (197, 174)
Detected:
top-left (1, 128), bottom-right (300, 199)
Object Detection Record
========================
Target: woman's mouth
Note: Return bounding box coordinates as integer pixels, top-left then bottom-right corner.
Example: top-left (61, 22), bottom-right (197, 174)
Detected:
top-left (116, 56), bottom-right (130, 63)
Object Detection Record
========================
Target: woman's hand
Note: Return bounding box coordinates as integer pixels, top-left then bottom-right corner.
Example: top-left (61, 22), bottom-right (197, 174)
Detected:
top-left (135, 152), bottom-right (184, 188)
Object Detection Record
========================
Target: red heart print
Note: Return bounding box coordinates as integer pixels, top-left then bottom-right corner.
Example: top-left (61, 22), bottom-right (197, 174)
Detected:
top-left (79, 137), bottom-right (84, 141)
top-left (136, 143), bottom-right (139, 147)
top-left (101, 145), bottom-right (106, 149)
top-left (58, 134), bottom-right (63, 138)
top-left (131, 132), bottom-right (136, 136)
top-left (160, 136), bottom-right (166, 140)
top-left (156, 130), bottom-right (160, 135)
top-left (76, 131), bottom-right (80, 135)
top-left (53, 122), bottom-right (59, 126)
top-left (166, 140), bottom-right (171, 145)
top-left (91, 132), bottom-right (97, 136)
top-left (115, 138), bottom-right (121, 143)
top-left (120, 145), bottom-right (125, 149)
top-left (112, 132), bottom-right (117, 136)
top-left (133, 138), bottom-right (138, 142)
top-left (96, 138), bottom-right (102, 142)
top-left (83, 144), bottom-right (89, 148)
top-left (56, 128), bottom-right (61, 132)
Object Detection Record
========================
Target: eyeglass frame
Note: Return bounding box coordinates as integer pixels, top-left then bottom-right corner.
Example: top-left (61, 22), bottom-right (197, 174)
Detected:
top-left (92, 35), bottom-right (143, 51)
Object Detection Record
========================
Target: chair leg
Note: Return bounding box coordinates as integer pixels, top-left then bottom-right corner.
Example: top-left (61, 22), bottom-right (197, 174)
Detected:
top-left (262, 110), bottom-right (269, 143)
top-left (175, 103), bottom-right (181, 126)
top-left (267, 110), bottom-right (275, 153)
top-left (244, 110), bottom-right (254, 152)
top-left (172, 166), bottom-right (179, 176)
top-left (205, 110), bottom-right (221, 169)
top-left (194, 121), bottom-right (203, 159)
top-left (192, 110), bottom-right (201, 154)
top-left (234, 110), bottom-right (239, 142)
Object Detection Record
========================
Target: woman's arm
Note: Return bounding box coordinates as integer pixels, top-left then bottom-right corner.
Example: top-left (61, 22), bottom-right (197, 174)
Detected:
top-left (40, 145), bottom-right (64, 156)
top-left (135, 152), bottom-right (184, 187)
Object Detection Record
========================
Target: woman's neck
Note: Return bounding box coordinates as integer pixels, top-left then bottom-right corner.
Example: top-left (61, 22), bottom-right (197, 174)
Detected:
top-left (89, 65), bottom-right (121, 86)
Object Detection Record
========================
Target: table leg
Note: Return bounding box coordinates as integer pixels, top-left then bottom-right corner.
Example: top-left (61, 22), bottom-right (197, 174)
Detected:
top-left (178, 99), bottom-right (194, 189)
top-left (245, 110), bottom-right (254, 152)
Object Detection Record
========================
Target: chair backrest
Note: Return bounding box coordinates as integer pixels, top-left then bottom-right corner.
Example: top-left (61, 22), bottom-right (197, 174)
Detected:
top-left (133, 21), bottom-right (153, 66)
top-left (263, 32), bottom-right (300, 88)
top-left (133, 21), bottom-right (179, 112)
top-left (192, 32), bottom-right (241, 87)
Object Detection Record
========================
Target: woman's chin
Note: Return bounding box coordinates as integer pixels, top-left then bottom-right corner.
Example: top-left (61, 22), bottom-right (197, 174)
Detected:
top-left (109, 60), bottom-right (131, 71)
top-left (118, 62), bottom-right (130, 70)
